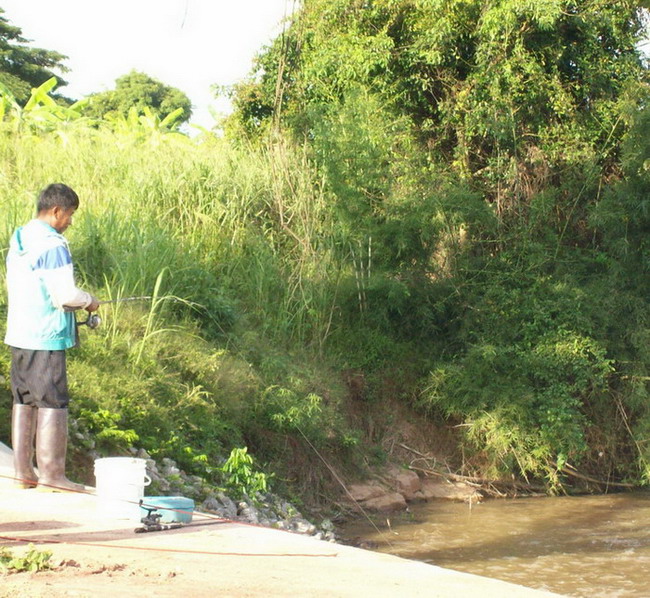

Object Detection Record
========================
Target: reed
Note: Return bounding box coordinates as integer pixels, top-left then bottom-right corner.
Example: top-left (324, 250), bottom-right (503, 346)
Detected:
top-left (0, 121), bottom-right (343, 350)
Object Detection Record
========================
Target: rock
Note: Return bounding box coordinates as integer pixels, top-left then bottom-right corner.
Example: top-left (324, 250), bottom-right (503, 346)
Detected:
top-left (275, 499), bottom-right (299, 518)
top-left (238, 502), bottom-right (260, 524)
top-left (384, 466), bottom-right (421, 501)
top-left (346, 465), bottom-right (425, 513)
top-left (420, 478), bottom-right (482, 502)
top-left (347, 482), bottom-right (387, 502)
top-left (202, 497), bottom-right (221, 512)
top-left (161, 458), bottom-right (181, 477)
top-left (291, 519), bottom-right (316, 534)
top-left (361, 492), bottom-right (408, 513)
top-left (214, 493), bottom-right (238, 519)
top-left (412, 491), bottom-right (425, 501)
top-left (320, 518), bottom-right (334, 532)
top-left (149, 472), bottom-right (171, 493)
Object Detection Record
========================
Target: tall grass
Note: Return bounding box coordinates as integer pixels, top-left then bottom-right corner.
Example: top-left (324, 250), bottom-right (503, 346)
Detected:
top-left (0, 123), bottom-right (343, 350)
top-left (0, 104), bottom-right (359, 496)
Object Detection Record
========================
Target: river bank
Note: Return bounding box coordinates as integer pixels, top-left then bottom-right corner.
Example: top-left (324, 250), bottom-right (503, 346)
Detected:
top-left (0, 449), bottom-right (563, 598)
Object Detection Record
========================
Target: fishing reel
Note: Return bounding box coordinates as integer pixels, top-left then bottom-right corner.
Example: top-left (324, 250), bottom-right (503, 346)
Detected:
top-left (64, 304), bottom-right (102, 330)
top-left (78, 313), bottom-right (102, 330)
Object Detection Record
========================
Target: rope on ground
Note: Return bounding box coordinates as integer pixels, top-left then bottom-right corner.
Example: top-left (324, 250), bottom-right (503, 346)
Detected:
top-left (0, 534), bottom-right (338, 558)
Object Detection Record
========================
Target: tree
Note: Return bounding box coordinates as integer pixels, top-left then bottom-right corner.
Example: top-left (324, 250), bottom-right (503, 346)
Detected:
top-left (232, 0), bottom-right (649, 237)
top-left (0, 8), bottom-right (69, 104)
top-left (84, 71), bottom-right (192, 127)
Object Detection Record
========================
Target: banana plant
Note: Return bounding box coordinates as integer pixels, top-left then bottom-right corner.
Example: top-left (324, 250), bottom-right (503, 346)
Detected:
top-left (0, 77), bottom-right (190, 144)
top-left (0, 77), bottom-right (91, 136)
top-left (0, 80), bottom-right (22, 121)
top-left (103, 105), bottom-right (189, 145)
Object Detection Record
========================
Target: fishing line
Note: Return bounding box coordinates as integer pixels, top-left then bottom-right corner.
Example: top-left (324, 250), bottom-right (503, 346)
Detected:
top-left (180, 0), bottom-right (189, 29)
top-left (294, 425), bottom-right (397, 550)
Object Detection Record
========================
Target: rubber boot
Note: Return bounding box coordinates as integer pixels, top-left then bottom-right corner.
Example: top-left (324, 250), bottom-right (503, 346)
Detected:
top-left (35, 408), bottom-right (85, 492)
top-left (11, 404), bottom-right (39, 489)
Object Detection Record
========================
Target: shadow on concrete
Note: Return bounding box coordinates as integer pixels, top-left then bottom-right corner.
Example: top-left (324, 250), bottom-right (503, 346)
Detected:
top-left (0, 520), bottom-right (80, 533)
top-left (1, 518), bottom-right (235, 548)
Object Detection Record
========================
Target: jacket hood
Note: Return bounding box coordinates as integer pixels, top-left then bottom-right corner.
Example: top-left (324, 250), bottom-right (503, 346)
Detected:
top-left (10, 219), bottom-right (60, 257)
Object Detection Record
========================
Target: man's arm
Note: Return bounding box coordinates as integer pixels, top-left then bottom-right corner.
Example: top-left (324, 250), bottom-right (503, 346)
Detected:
top-left (36, 244), bottom-right (99, 311)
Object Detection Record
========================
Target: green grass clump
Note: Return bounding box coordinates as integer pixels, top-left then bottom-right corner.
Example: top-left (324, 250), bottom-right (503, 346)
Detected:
top-left (0, 545), bottom-right (53, 573)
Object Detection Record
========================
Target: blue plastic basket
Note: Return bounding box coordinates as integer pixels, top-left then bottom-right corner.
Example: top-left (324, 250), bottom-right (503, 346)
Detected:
top-left (139, 496), bottom-right (194, 523)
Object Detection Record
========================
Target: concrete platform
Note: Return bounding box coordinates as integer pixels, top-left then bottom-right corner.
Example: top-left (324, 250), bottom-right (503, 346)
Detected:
top-left (0, 443), bottom-right (563, 597)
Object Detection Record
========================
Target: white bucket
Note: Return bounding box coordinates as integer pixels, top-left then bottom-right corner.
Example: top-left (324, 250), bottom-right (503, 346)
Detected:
top-left (94, 457), bottom-right (151, 521)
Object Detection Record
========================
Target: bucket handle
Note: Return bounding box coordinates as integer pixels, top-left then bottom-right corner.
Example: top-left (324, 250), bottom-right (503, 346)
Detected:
top-left (144, 474), bottom-right (151, 487)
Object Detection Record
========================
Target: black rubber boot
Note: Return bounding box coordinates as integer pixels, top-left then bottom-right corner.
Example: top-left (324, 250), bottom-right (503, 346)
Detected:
top-left (11, 404), bottom-right (39, 489)
top-left (36, 408), bottom-right (85, 493)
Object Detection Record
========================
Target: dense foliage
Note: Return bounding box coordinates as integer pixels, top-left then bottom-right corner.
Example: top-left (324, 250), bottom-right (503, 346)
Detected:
top-left (229, 0), bottom-right (650, 487)
top-left (1, 1), bottom-right (649, 502)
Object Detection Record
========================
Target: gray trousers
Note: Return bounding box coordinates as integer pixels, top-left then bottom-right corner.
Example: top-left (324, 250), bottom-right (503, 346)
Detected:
top-left (10, 347), bottom-right (69, 409)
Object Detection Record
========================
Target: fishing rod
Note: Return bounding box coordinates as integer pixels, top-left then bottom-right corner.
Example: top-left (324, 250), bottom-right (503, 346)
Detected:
top-left (99, 296), bottom-right (153, 305)
top-left (73, 296), bottom-right (154, 329)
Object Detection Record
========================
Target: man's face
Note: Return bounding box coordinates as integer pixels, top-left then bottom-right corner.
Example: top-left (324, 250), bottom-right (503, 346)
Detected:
top-left (51, 206), bottom-right (76, 233)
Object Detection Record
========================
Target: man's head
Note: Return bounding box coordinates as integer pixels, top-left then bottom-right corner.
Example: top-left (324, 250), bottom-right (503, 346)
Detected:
top-left (37, 183), bottom-right (79, 233)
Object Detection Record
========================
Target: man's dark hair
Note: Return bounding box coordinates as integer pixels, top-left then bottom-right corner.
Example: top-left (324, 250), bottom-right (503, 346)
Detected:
top-left (37, 183), bottom-right (79, 213)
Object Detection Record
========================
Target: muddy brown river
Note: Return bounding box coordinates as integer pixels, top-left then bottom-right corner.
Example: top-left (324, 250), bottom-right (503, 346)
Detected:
top-left (338, 491), bottom-right (650, 597)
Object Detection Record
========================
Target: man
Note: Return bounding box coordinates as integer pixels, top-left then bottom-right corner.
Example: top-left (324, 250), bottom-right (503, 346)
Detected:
top-left (5, 183), bottom-right (99, 491)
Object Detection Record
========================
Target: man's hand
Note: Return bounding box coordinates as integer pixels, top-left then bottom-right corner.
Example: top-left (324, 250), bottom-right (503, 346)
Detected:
top-left (86, 296), bottom-right (100, 312)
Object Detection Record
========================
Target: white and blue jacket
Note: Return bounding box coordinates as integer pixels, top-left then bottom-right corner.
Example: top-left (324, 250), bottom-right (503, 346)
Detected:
top-left (4, 219), bottom-right (92, 351)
